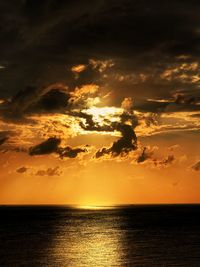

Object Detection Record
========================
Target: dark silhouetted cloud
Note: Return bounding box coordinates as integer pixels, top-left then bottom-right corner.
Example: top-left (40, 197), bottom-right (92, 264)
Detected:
top-left (58, 146), bottom-right (86, 159)
top-left (1, 0), bottom-right (200, 103)
top-left (35, 166), bottom-right (61, 176)
top-left (29, 137), bottom-right (61, 156)
top-left (192, 161), bottom-right (200, 171)
top-left (1, 83), bottom-right (70, 121)
top-left (153, 155), bottom-right (175, 168)
top-left (161, 155), bottom-right (175, 166)
top-left (96, 123), bottom-right (137, 158)
top-left (137, 147), bottom-right (150, 163)
top-left (29, 137), bottom-right (87, 159)
top-left (16, 166), bottom-right (28, 173)
top-left (0, 136), bottom-right (8, 146)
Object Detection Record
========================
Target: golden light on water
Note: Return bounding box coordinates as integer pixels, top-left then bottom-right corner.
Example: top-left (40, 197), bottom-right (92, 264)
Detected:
top-left (52, 208), bottom-right (124, 266)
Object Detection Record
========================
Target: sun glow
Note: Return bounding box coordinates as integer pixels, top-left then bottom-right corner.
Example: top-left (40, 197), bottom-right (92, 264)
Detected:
top-left (73, 205), bottom-right (115, 210)
top-left (83, 106), bottom-right (123, 125)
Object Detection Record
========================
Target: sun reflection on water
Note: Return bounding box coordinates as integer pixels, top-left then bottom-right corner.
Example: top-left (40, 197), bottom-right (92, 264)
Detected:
top-left (52, 208), bottom-right (124, 266)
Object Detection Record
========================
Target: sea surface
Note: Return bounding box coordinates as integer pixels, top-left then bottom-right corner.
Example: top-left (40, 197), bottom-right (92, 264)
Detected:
top-left (0, 205), bottom-right (200, 267)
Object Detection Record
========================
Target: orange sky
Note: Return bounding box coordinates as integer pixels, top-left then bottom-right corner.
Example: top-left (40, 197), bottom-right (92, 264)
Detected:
top-left (1, 102), bottom-right (200, 204)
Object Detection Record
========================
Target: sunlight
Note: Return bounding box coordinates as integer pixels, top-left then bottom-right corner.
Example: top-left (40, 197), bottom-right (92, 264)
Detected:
top-left (83, 106), bottom-right (123, 125)
top-left (52, 209), bottom-right (123, 266)
top-left (73, 205), bottom-right (115, 210)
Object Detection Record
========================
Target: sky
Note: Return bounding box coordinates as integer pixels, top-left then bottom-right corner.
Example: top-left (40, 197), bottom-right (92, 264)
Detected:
top-left (0, 0), bottom-right (200, 204)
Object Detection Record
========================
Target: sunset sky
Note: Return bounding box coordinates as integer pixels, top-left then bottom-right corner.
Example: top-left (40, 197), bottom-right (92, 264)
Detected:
top-left (0, 0), bottom-right (200, 204)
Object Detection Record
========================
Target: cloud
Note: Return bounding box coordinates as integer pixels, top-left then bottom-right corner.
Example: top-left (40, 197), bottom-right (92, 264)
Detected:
top-left (121, 97), bottom-right (134, 112)
top-left (71, 64), bottom-right (87, 74)
top-left (16, 166), bottom-right (28, 173)
top-left (0, 136), bottom-right (8, 146)
top-left (135, 146), bottom-right (158, 164)
top-left (29, 137), bottom-right (87, 159)
top-left (69, 84), bottom-right (99, 108)
top-left (35, 166), bottom-right (61, 176)
top-left (160, 155), bottom-right (175, 166)
top-left (134, 145), bottom-right (176, 168)
top-left (89, 59), bottom-right (114, 73)
top-left (147, 154), bottom-right (175, 168)
top-left (144, 113), bottom-right (159, 127)
top-left (71, 64), bottom-right (87, 79)
top-left (0, 82), bottom-right (101, 127)
top-left (137, 92), bottom-right (200, 114)
top-left (96, 123), bottom-right (137, 158)
top-left (58, 146), bottom-right (87, 159)
top-left (78, 111), bottom-right (113, 132)
top-left (1, 0), bottom-right (200, 105)
top-left (174, 94), bottom-right (198, 105)
top-left (191, 161), bottom-right (200, 171)
top-left (16, 165), bottom-right (62, 176)
top-left (72, 84), bottom-right (99, 97)
top-left (35, 88), bottom-right (70, 112)
top-left (1, 83), bottom-right (70, 120)
top-left (29, 137), bottom-right (61, 156)
top-left (137, 147), bottom-right (151, 163)
top-left (0, 0), bottom-right (199, 174)
top-left (93, 99), bottom-right (138, 158)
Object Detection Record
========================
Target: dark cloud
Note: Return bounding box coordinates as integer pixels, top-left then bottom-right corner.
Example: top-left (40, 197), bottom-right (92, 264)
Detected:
top-left (35, 166), bottom-right (61, 176)
top-left (17, 165), bottom-right (62, 176)
top-left (162, 93), bottom-right (200, 112)
top-left (120, 112), bottom-right (138, 129)
top-left (0, 82), bottom-right (101, 124)
top-left (153, 155), bottom-right (175, 167)
top-left (135, 93), bottom-right (200, 114)
top-left (94, 103), bottom-right (138, 158)
top-left (165, 102), bottom-right (200, 113)
top-left (190, 113), bottom-right (200, 118)
top-left (78, 112), bottom-right (113, 132)
top-left (33, 88), bottom-right (70, 112)
top-left (96, 123), bottom-right (137, 158)
top-left (1, 0), bottom-right (200, 103)
top-left (1, 83), bottom-right (70, 121)
top-left (135, 146), bottom-right (176, 168)
top-left (144, 113), bottom-right (159, 127)
top-left (134, 100), bottom-right (168, 113)
top-left (58, 146), bottom-right (86, 159)
top-left (29, 137), bottom-right (86, 158)
top-left (110, 124), bottom-right (137, 155)
top-left (71, 98), bottom-right (139, 135)
top-left (137, 147), bottom-right (150, 163)
top-left (174, 94), bottom-right (198, 105)
top-left (16, 166), bottom-right (28, 173)
top-left (70, 108), bottom-right (138, 134)
top-left (161, 155), bottom-right (175, 166)
top-left (0, 136), bottom-right (8, 146)
top-left (29, 137), bottom-right (61, 156)
top-left (69, 111), bottom-right (97, 131)
top-left (191, 161), bottom-right (200, 171)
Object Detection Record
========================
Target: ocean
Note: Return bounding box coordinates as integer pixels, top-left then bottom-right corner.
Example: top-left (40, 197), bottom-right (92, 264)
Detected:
top-left (0, 205), bottom-right (200, 266)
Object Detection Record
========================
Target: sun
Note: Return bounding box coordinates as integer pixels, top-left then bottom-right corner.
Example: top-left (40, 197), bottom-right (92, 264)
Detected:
top-left (83, 106), bottom-right (123, 125)
top-left (74, 205), bottom-right (115, 210)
